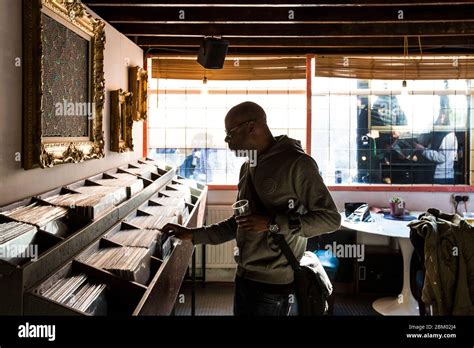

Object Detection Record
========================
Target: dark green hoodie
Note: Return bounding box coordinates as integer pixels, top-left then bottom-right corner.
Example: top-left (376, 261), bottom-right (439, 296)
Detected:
top-left (193, 135), bottom-right (341, 284)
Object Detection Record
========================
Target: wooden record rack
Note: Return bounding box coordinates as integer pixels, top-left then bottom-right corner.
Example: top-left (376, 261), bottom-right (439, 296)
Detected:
top-left (0, 158), bottom-right (207, 315)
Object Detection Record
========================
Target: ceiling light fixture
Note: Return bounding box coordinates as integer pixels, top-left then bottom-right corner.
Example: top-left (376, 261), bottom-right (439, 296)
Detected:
top-left (401, 36), bottom-right (408, 96)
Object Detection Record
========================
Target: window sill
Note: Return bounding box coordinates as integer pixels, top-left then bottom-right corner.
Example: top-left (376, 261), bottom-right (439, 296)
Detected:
top-left (328, 185), bottom-right (474, 192)
top-left (208, 184), bottom-right (474, 192)
top-left (208, 185), bottom-right (237, 191)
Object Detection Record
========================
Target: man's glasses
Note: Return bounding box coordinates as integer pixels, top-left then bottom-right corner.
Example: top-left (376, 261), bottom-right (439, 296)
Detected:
top-left (225, 120), bottom-right (254, 139)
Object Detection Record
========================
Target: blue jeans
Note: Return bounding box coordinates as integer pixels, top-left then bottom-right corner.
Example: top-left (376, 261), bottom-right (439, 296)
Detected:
top-left (233, 276), bottom-right (298, 316)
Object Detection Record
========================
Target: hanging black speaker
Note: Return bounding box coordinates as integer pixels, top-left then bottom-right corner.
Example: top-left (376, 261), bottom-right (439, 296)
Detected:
top-left (197, 37), bottom-right (229, 69)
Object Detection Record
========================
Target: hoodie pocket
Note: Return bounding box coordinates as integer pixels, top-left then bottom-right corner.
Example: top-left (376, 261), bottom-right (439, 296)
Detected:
top-left (237, 230), bottom-right (276, 270)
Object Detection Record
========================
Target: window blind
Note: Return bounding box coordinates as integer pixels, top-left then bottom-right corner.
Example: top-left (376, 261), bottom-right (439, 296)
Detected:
top-left (315, 55), bottom-right (474, 80)
top-left (151, 56), bottom-right (306, 80)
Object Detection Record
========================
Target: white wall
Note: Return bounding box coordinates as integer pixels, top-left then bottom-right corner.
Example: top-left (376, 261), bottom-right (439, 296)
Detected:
top-left (207, 189), bottom-right (464, 214)
top-left (0, 0), bottom-right (144, 206)
top-left (330, 190), bottom-right (464, 214)
top-left (207, 188), bottom-right (465, 246)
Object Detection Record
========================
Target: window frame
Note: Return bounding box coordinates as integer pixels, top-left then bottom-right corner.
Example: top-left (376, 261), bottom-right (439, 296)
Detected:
top-left (144, 54), bottom-right (474, 192)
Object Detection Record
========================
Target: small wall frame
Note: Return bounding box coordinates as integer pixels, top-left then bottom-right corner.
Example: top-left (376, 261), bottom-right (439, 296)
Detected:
top-left (128, 66), bottom-right (148, 121)
top-left (110, 89), bottom-right (134, 153)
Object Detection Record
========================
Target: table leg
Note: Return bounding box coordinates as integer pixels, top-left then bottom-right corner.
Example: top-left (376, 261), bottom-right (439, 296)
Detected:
top-left (191, 246), bottom-right (196, 316)
top-left (372, 237), bottom-right (419, 315)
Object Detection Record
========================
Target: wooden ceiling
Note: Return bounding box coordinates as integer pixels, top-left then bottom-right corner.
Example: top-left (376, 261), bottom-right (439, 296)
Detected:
top-left (83, 0), bottom-right (474, 56)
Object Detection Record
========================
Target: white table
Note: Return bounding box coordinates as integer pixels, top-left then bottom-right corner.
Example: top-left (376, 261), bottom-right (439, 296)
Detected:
top-left (341, 211), bottom-right (422, 316)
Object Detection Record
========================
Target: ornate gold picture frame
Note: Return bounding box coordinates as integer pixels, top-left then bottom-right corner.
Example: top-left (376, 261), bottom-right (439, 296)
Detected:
top-left (110, 89), bottom-right (134, 153)
top-left (128, 66), bottom-right (148, 121)
top-left (22, 0), bottom-right (106, 169)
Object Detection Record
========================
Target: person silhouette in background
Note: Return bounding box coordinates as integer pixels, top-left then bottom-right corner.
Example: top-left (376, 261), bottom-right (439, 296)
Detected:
top-left (179, 133), bottom-right (215, 183)
top-left (371, 94), bottom-right (408, 127)
top-left (370, 95), bottom-right (409, 183)
top-left (413, 110), bottom-right (458, 184)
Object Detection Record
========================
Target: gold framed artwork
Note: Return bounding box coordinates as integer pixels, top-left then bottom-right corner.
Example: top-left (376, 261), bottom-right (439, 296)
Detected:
top-left (22, 0), bottom-right (106, 169)
top-left (110, 89), bottom-right (134, 153)
top-left (128, 66), bottom-right (148, 121)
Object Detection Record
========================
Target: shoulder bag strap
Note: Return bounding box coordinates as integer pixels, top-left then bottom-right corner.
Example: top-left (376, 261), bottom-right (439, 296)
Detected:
top-left (246, 162), bottom-right (301, 271)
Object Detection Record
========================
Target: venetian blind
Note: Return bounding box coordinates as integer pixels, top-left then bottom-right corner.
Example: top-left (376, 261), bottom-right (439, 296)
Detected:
top-left (315, 55), bottom-right (474, 80)
top-left (151, 56), bottom-right (306, 80)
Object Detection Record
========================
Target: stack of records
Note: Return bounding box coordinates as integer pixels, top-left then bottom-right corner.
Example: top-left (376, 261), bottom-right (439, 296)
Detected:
top-left (42, 274), bottom-right (107, 314)
top-left (1, 203), bottom-right (68, 227)
top-left (108, 173), bottom-right (137, 180)
top-left (168, 183), bottom-right (192, 194)
top-left (128, 215), bottom-right (177, 230)
top-left (161, 236), bottom-right (175, 259)
top-left (162, 189), bottom-right (192, 204)
top-left (151, 196), bottom-right (186, 213)
top-left (139, 159), bottom-right (162, 167)
top-left (108, 229), bottom-right (159, 249)
top-left (43, 193), bottom-right (114, 220)
top-left (0, 222), bottom-right (37, 244)
top-left (125, 165), bottom-right (157, 177)
top-left (175, 178), bottom-right (199, 189)
top-left (155, 197), bottom-right (189, 224)
top-left (139, 205), bottom-right (179, 217)
top-left (109, 173), bottom-right (139, 180)
top-left (151, 196), bottom-right (189, 224)
top-left (74, 186), bottom-right (127, 206)
top-left (94, 174), bottom-right (144, 197)
top-left (83, 247), bottom-right (150, 282)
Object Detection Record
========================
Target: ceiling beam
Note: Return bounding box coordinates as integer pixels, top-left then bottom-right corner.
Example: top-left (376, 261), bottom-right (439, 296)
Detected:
top-left (93, 5), bottom-right (474, 23)
top-left (259, 47), bottom-right (474, 54)
top-left (85, 0), bottom-right (474, 6)
top-left (136, 36), bottom-right (474, 48)
top-left (147, 46), bottom-right (474, 55)
top-left (83, 0), bottom-right (474, 54)
top-left (113, 22), bottom-right (474, 37)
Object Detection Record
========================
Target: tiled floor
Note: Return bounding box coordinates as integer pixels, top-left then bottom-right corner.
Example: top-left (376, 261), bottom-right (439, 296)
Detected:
top-left (174, 282), bottom-right (380, 316)
top-left (175, 282), bottom-right (235, 316)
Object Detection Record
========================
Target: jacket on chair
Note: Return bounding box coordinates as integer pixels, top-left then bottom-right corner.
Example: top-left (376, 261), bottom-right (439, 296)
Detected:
top-left (409, 208), bottom-right (474, 315)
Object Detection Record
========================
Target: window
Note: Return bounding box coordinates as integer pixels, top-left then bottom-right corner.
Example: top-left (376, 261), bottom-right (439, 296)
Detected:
top-left (147, 55), bottom-right (473, 187)
top-left (147, 76), bottom-right (306, 184)
top-left (312, 77), bottom-right (471, 185)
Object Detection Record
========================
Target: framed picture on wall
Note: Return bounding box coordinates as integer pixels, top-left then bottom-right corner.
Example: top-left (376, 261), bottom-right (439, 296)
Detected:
top-left (110, 89), bottom-right (134, 153)
top-left (128, 66), bottom-right (148, 122)
top-left (22, 0), bottom-right (106, 169)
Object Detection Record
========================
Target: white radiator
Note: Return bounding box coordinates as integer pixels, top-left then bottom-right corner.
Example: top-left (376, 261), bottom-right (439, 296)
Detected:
top-left (194, 205), bottom-right (237, 269)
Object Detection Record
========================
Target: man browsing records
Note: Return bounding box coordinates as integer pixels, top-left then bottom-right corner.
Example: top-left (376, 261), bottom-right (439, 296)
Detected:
top-left (163, 101), bottom-right (341, 316)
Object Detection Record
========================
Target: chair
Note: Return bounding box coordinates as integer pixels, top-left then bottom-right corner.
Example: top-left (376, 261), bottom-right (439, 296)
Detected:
top-left (314, 248), bottom-right (339, 315)
top-left (410, 226), bottom-right (427, 315)
top-left (307, 229), bottom-right (356, 315)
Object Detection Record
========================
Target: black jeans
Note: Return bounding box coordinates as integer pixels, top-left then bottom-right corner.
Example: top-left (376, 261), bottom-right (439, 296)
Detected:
top-left (233, 276), bottom-right (298, 316)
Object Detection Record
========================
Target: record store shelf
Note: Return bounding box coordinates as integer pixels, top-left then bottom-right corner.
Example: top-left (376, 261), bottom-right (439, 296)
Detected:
top-left (24, 170), bottom-right (207, 316)
top-left (0, 158), bottom-right (202, 315)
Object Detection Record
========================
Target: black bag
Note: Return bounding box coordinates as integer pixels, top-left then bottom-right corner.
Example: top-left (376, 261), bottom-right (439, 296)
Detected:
top-left (272, 233), bottom-right (332, 316)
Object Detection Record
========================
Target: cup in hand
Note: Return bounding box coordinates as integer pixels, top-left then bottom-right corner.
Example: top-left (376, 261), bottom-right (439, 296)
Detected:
top-left (232, 199), bottom-right (250, 217)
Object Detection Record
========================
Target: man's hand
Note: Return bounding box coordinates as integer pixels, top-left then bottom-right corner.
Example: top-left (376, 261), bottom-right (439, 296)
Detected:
top-left (235, 214), bottom-right (271, 233)
top-left (162, 223), bottom-right (193, 241)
